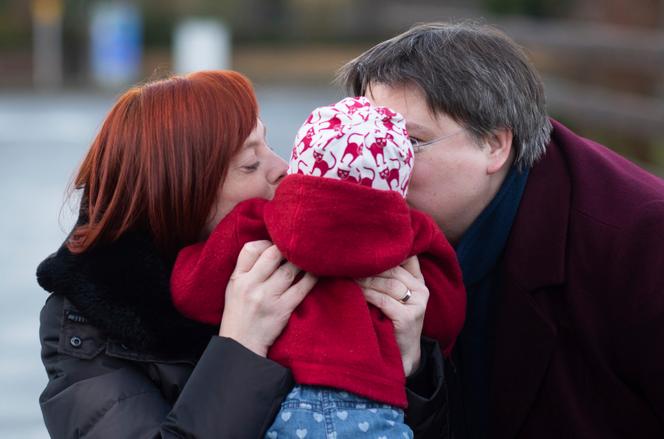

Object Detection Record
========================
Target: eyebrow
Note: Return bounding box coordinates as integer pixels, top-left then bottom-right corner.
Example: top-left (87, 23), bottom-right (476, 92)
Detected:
top-left (243, 140), bottom-right (259, 150)
top-left (406, 122), bottom-right (436, 137)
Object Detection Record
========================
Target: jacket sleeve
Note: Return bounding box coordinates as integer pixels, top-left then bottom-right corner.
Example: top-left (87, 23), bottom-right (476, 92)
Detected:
top-left (39, 294), bottom-right (294, 439)
top-left (405, 337), bottom-right (450, 439)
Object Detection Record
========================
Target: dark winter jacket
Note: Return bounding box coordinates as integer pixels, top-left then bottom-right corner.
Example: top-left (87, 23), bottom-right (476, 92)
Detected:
top-left (36, 231), bottom-right (449, 438)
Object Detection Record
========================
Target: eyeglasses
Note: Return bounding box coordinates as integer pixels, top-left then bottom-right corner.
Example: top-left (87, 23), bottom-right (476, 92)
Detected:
top-left (410, 129), bottom-right (465, 153)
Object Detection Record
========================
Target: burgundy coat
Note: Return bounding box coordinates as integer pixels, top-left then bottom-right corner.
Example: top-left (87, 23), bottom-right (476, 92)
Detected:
top-left (489, 120), bottom-right (664, 438)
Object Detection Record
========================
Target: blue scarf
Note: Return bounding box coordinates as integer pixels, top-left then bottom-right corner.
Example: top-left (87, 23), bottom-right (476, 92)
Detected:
top-left (453, 165), bottom-right (530, 439)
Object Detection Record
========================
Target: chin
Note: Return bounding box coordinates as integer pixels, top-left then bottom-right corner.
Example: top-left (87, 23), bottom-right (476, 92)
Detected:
top-left (407, 197), bottom-right (434, 216)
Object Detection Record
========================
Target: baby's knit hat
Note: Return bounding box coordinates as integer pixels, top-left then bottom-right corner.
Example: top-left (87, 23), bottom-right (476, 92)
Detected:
top-left (288, 96), bottom-right (414, 197)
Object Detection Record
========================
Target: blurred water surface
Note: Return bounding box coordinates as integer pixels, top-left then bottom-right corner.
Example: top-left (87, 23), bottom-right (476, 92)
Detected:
top-left (0, 84), bottom-right (341, 437)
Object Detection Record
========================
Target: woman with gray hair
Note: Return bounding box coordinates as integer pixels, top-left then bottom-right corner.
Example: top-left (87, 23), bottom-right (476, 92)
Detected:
top-left (339, 21), bottom-right (664, 439)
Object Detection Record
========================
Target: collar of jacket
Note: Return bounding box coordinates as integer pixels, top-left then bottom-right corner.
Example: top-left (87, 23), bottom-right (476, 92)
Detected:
top-left (36, 229), bottom-right (217, 356)
top-left (502, 119), bottom-right (570, 292)
top-left (455, 165), bottom-right (530, 286)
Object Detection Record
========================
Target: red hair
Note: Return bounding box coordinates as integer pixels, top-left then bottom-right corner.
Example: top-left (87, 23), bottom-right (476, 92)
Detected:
top-left (68, 70), bottom-right (258, 256)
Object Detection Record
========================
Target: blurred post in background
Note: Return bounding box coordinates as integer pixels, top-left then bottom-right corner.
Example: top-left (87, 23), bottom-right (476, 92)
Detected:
top-left (31, 0), bottom-right (63, 89)
top-left (173, 19), bottom-right (231, 74)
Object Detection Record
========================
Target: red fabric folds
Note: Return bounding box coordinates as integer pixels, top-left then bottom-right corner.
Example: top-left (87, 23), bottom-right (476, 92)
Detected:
top-left (171, 174), bottom-right (466, 407)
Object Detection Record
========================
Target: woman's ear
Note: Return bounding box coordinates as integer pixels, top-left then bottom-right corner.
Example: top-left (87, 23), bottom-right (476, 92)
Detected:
top-left (486, 128), bottom-right (513, 175)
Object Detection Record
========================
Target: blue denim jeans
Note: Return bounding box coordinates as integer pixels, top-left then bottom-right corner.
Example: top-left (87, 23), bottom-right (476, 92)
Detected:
top-left (265, 385), bottom-right (413, 439)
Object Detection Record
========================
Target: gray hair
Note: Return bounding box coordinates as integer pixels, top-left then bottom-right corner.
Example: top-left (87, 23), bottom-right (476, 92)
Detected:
top-left (337, 22), bottom-right (552, 169)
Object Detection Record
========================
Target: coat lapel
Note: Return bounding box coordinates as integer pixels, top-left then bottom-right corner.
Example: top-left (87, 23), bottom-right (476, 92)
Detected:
top-left (490, 281), bottom-right (559, 439)
top-left (490, 126), bottom-right (570, 439)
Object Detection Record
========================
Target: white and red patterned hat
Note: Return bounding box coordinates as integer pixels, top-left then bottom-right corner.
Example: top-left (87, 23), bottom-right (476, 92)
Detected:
top-left (288, 96), bottom-right (414, 197)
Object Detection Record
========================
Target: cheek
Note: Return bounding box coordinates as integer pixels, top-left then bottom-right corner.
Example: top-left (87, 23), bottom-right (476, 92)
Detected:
top-left (409, 158), bottom-right (444, 199)
top-left (204, 171), bottom-right (274, 236)
top-left (245, 175), bottom-right (275, 200)
top-left (227, 172), bottom-right (277, 205)
top-left (407, 153), bottom-right (486, 217)
top-left (407, 162), bottom-right (442, 214)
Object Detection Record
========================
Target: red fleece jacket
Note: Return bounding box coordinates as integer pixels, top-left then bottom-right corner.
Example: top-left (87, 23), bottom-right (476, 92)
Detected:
top-left (171, 174), bottom-right (466, 407)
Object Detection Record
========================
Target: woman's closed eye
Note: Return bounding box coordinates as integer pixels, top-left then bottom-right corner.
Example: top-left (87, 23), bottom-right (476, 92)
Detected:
top-left (242, 161), bottom-right (260, 172)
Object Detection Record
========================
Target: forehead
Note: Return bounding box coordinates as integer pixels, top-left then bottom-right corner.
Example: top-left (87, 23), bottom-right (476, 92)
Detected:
top-left (243, 120), bottom-right (265, 143)
top-left (366, 82), bottom-right (461, 136)
top-left (366, 82), bottom-right (428, 115)
top-left (251, 119), bottom-right (265, 136)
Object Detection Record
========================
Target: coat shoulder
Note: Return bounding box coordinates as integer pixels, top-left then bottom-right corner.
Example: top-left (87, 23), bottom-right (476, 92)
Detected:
top-left (551, 123), bottom-right (664, 289)
top-left (552, 120), bottom-right (664, 231)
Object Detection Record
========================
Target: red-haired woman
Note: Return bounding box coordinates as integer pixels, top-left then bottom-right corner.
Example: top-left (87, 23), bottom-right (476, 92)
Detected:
top-left (36, 71), bottom-right (446, 437)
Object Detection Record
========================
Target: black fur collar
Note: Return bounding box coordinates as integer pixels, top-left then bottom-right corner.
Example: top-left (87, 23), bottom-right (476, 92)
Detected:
top-left (36, 231), bottom-right (217, 356)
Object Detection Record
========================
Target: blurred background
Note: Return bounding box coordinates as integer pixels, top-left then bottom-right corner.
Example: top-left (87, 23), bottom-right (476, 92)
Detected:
top-left (1, 0), bottom-right (663, 436)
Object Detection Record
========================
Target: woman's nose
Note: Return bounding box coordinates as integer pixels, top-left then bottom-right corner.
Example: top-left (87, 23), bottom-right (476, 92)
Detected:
top-left (267, 150), bottom-right (288, 185)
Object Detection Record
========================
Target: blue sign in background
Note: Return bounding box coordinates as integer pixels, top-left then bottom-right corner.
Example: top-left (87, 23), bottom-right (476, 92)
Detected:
top-left (90, 3), bottom-right (142, 87)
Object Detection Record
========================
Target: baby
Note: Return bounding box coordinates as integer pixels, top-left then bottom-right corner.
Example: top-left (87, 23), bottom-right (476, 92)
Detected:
top-left (171, 97), bottom-right (466, 438)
